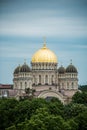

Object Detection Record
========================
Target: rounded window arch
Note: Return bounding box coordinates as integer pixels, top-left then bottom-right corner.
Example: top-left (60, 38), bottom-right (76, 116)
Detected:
top-left (25, 82), bottom-right (27, 88)
top-left (45, 75), bottom-right (48, 85)
top-left (62, 82), bottom-right (64, 89)
top-left (33, 75), bottom-right (35, 84)
top-left (20, 82), bottom-right (22, 89)
top-left (67, 82), bottom-right (69, 89)
top-left (39, 75), bottom-right (41, 85)
top-left (51, 75), bottom-right (54, 85)
top-left (72, 82), bottom-right (74, 89)
top-left (15, 82), bottom-right (17, 88)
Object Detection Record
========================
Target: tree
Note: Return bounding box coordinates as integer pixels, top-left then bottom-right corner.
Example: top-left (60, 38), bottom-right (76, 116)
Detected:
top-left (0, 98), bottom-right (18, 130)
top-left (79, 85), bottom-right (87, 92)
top-left (44, 115), bottom-right (71, 130)
top-left (72, 91), bottom-right (87, 104)
top-left (64, 103), bottom-right (87, 119)
top-left (1, 97), bottom-right (87, 130)
top-left (67, 119), bottom-right (78, 130)
top-left (75, 110), bottom-right (87, 130)
top-left (14, 99), bottom-right (31, 124)
top-left (26, 107), bottom-right (70, 130)
top-left (5, 125), bottom-right (16, 130)
top-left (47, 97), bottom-right (64, 117)
top-left (26, 119), bottom-right (46, 130)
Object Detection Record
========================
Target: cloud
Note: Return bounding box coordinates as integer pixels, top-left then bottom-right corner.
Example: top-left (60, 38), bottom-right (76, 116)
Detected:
top-left (0, 0), bottom-right (87, 38)
top-left (0, 44), bottom-right (34, 58)
top-left (74, 45), bottom-right (87, 49)
top-left (0, 14), bottom-right (87, 38)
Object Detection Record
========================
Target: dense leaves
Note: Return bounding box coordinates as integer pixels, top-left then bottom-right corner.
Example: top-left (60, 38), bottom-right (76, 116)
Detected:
top-left (79, 85), bottom-right (87, 92)
top-left (0, 92), bottom-right (87, 130)
top-left (75, 110), bottom-right (87, 130)
top-left (72, 91), bottom-right (87, 104)
top-left (64, 103), bottom-right (87, 119)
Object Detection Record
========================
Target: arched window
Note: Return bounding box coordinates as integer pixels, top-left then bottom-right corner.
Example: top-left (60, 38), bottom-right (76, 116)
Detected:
top-left (45, 75), bottom-right (48, 85)
top-left (51, 75), bottom-right (54, 85)
top-left (25, 82), bottom-right (27, 88)
top-left (29, 82), bottom-right (32, 89)
top-left (67, 82), bottom-right (69, 89)
top-left (62, 83), bottom-right (64, 89)
top-left (20, 82), bottom-right (22, 89)
top-left (15, 82), bottom-right (17, 88)
top-left (39, 75), bottom-right (41, 84)
top-left (33, 75), bottom-right (35, 84)
top-left (72, 82), bottom-right (74, 89)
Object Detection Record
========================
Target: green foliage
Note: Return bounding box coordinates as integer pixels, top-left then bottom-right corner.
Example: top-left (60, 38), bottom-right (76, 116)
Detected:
top-left (72, 91), bottom-right (87, 104)
top-left (16, 122), bottom-right (27, 130)
top-left (67, 119), bottom-right (78, 130)
top-left (44, 115), bottom-right (70, 130)
top-left (29, 98), bottom-right (48, 116)
top-left (21, 107), bottom-right (70, 130)
top-left (5, 125), bottom-right (16, 130)
top-left (0, 96), bottom-right (87, 130)
top-left (0, 98), bottom-right (18, 110)
top-left (64, 103), bottom-right (87, 119)
top-left (27, 119), bottom-right (46, 130)
top-left (48, 98), bottom-right (64, 117)
top-left (79, 85), bottom-right (87, 92)
top-left (14, 99), bottom-right (31, 123)
top-left (75, 110), bottom-right (87, 130)
top-left (0, 98), bottom-right (18, 130)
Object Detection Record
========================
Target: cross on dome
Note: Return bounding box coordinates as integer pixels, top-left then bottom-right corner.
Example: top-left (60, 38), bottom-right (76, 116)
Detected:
top-left (43, 36), bottom-right (47, 48)
top-left (70, 59), bottom-right (72, 64)
top-left (24, 59), bottom-right (26, 64)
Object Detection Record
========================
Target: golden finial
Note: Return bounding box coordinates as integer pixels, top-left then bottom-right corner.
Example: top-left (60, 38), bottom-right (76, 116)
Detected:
top-left (43, 36), bottom-right (46, 48)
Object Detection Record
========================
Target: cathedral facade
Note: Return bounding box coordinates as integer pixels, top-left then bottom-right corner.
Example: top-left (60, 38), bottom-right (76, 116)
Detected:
top-left (13, 41), bottom-right (78, 104)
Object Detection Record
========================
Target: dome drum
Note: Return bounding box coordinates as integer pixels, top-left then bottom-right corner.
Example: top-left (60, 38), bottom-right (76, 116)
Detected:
top-left (31, 62), bottom-right (57, 70)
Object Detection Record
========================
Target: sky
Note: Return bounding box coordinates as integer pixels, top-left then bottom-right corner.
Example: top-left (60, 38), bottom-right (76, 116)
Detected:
top-left (0, 0), bottom-right (87, 85)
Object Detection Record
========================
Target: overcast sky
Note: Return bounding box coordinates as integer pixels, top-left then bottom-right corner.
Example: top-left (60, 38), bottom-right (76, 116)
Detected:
top-left (0, 0), bottom-right (87, 85)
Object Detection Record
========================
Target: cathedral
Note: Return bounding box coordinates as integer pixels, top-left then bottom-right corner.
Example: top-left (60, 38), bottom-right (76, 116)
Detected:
top-left (13, 40), bottom-right (78, 104)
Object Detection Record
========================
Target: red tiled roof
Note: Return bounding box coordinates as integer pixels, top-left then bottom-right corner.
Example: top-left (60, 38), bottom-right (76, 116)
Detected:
top-left (0, 84), bottom-right (13, 89)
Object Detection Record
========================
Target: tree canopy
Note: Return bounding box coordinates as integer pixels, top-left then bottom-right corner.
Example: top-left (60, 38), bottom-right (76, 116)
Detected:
top-left (0, 92), bottom-right (87, 130)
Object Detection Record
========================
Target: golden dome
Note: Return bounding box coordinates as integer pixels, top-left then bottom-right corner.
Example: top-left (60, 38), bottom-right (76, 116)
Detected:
top-left (32, 43), bottom-right (57, 63)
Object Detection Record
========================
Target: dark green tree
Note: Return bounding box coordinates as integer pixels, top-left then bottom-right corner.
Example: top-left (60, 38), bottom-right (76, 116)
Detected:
top-left (75, 110), bottom-right (87, 130)
top-left (79, 85), bottom-right (87, 92)
top-left (47, 97), bottom-right (64, 117)
top-left (72, 91), bottom-right (87, 104)
top-left (0, 98), bottom-right (18, 130)
top-left (64, 103), bottom-right (87, 119)
top-left (5, 125), bottom-right (16, 130)
top-left (27, 107), bottom-right (70, 130)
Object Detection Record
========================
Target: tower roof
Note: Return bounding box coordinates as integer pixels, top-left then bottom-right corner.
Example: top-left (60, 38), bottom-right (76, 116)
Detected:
top-left (66, 63), bottom-right (77, 73)
top-left (58, 65), bottom-right (65, 74)
top-left (20, 62), bottom-right (31, 72)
